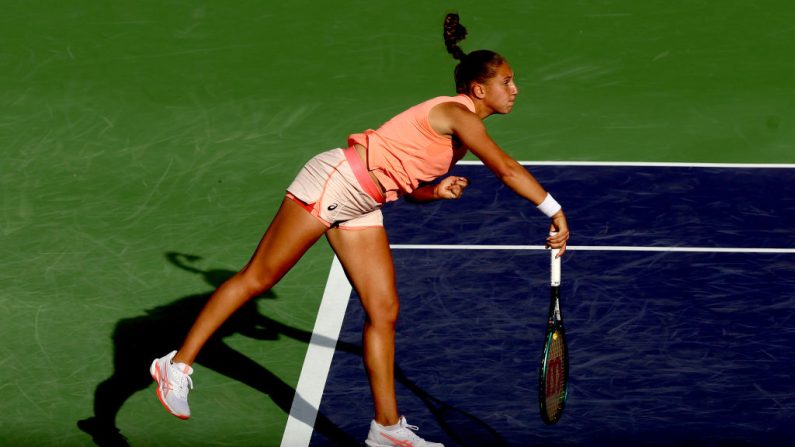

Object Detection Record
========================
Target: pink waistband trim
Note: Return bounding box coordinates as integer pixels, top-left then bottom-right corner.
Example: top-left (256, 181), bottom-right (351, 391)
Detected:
top-left (343, 146), bottom-right (385, 204)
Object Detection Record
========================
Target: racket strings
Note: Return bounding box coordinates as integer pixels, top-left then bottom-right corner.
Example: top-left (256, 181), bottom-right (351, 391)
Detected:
top-left (544, 330), bottom-right (568, 419)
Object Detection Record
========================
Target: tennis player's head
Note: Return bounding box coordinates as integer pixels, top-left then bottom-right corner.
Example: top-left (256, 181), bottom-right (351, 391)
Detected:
top-left (443, 13), bottom-right (518, 114)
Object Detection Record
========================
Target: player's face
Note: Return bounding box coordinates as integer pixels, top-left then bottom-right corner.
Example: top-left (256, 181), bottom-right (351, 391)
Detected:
top-left (482, 62), bottom-right (519, 115)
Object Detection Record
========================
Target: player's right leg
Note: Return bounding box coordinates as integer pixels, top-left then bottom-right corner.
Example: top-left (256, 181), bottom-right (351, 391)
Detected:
top-left (151, 197), bottom-right (327, 419)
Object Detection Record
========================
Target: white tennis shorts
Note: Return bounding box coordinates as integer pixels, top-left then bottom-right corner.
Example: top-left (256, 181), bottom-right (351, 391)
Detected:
top-left (286, 147), bottom-right (385, 229)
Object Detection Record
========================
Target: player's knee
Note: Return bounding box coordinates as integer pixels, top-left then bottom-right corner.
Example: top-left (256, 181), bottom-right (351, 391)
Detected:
top-left (237, 268), bottom-right (277, 297)
top-left (365, 296), bottom-right (400, 329)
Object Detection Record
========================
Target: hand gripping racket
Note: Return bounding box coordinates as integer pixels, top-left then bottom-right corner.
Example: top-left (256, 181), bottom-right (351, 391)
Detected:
top-left (538, 235), bottom-right (569, 425)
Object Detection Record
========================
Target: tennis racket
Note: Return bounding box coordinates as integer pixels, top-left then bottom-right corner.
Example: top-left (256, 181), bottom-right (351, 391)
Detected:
top-left (538, 235), bottom-right (569, 425)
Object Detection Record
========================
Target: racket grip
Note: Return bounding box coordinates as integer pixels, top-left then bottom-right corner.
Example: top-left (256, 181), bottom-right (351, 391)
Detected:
top-left (549, 232), bottom-right (561, 286)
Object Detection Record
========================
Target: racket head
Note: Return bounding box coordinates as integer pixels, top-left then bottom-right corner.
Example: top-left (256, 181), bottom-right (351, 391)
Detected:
top-left (538, 322), bottom-right (569, 424)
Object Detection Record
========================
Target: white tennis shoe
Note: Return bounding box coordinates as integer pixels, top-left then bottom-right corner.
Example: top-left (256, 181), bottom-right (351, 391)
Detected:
top-left (365, 416), bottom-right (444, 447)
top-left (150, 350), bottom-right (194, 419)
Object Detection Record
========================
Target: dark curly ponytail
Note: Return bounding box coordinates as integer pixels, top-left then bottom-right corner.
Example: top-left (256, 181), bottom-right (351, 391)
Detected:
top-left (444, 13), bottom-right (467, 61)
top-left (443, 13), bottom-right (506, 94)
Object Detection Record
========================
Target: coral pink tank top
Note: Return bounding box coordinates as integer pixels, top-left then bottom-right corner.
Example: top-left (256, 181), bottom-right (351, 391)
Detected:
top-left (348, 94), bottom-right (476, 202)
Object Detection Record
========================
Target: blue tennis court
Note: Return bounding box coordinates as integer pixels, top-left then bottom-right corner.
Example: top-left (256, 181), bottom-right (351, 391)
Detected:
top-left (283, 163), bottom-right (794, 447)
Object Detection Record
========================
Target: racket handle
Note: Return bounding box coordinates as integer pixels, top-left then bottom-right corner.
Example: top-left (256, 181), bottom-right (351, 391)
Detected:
top-left (549, 232), bottom-right (561, 286)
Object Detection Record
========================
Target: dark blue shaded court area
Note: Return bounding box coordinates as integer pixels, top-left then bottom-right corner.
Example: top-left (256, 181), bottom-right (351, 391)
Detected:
top-left (385, 164), bottom-right (795, 249)
top-left (310, 166), bottom-right (795, 447)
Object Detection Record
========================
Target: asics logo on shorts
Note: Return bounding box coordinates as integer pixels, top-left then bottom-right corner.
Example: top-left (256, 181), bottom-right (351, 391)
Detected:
top-left (327, 203), bottom-right (338, 211)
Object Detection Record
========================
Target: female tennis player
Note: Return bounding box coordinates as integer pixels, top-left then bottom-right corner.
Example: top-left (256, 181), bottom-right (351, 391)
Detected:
top-left (150, 13), bottom-right (569, 447)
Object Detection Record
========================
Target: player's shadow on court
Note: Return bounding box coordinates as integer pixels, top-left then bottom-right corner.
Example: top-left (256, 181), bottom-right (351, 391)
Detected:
top-left (394, 367), bottom-right (508, 447)
top-left (77, 252), bottom-right (356, 447)
top-left (78, 252), bottom-right (505, 447)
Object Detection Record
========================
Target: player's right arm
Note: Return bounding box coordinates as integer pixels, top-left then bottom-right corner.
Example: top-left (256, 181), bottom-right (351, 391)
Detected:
top-left (430, 102), bottom-right (569, 253)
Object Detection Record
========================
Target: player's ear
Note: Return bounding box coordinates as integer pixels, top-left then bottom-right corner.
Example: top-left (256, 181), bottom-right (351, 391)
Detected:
top-left (471, 82), bottom-right (486, 99)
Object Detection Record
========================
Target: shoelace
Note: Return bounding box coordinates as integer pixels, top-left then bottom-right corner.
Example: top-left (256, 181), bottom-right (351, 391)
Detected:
top-left (397, 419), bottom-right (421, 442)
top-left (168, 367), bottom-right (194, 398)
top-left (403, 422), bottom-right (419, 432)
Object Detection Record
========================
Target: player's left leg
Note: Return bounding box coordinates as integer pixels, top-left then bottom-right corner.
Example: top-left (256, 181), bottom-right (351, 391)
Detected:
top-left (326, 226), bottom-right (443, 447)
top-left (326, 226), bottom-right (399, 425)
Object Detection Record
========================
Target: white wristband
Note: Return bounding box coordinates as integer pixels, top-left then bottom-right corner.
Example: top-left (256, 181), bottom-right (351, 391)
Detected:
top-left (537, 193), bottom-right (562, 217)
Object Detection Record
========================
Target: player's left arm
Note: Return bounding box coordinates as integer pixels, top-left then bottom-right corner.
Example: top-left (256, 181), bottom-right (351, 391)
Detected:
top-left (407, 176), bottom-right (470, 202)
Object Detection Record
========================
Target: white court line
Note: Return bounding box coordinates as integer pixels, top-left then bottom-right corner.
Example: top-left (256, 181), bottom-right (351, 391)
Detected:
top-left (390, 244), bottom-right (795, 254)
top-left (283, 242), bottom-right (793, 446)
top-left (281, 256), bottom-right (352, 447)
top-left (457, 160), bottom-right (795, 168)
